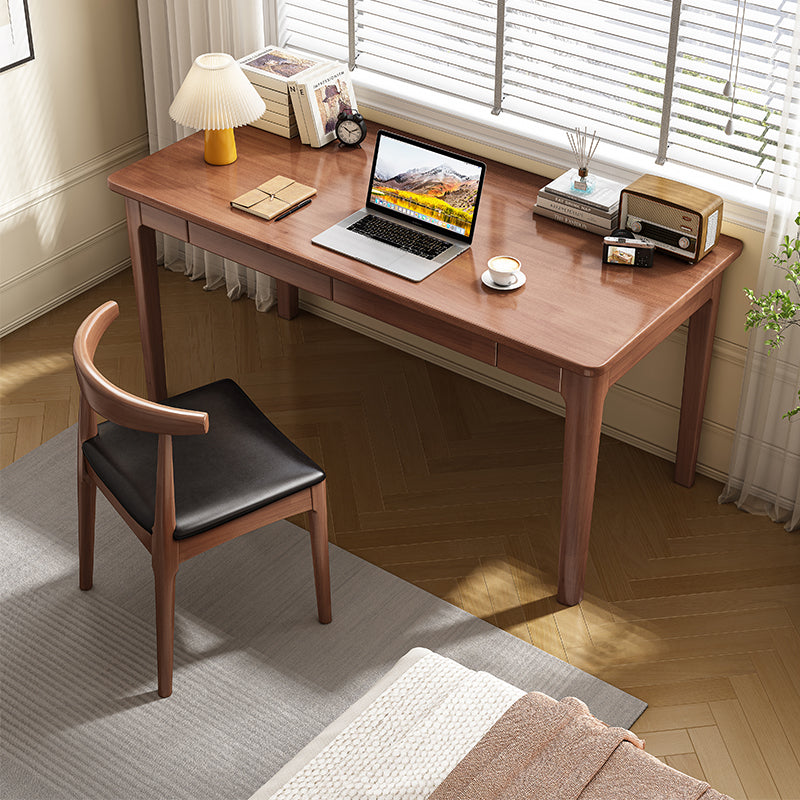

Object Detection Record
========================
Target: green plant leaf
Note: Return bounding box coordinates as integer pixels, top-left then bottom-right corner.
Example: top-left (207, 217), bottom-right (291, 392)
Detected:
top-left (744, 211), bottom-right (800, 418)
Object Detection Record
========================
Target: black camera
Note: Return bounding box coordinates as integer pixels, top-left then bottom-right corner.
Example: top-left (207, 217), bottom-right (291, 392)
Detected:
top-left (602, 229), bottom-right (655, 268)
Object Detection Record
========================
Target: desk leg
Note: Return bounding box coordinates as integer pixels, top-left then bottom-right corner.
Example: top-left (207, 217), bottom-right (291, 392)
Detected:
top-left (674, 276), bottom-right (722, 487)
top-left (126, 198), bottom-right (167, 402)
top-left (558, 370), bottom-right (608, 606)
top-left (276, 280), bottom-right (299, 320)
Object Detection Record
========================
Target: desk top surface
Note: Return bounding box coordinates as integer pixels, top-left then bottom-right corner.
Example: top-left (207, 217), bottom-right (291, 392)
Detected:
top-left (109, 125), bottom-right (742, 376)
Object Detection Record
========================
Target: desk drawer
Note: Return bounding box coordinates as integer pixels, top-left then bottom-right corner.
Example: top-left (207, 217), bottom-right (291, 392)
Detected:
top-left (334, 281), bottom-right (496, 365)
top-left (189, 224), bottom-right (332, 299)
top-left (497, 345), bottom-right (562, 393)
top-left (140, 204), bottom-right (188, 241)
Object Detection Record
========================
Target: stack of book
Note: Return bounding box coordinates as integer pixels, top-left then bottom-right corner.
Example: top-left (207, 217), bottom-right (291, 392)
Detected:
top-left (533, 169), bottom-right (628, 236)
top-left (238, 46), bottom-right (326, 139)
top-left (238, 46), bottom-right (358, 148)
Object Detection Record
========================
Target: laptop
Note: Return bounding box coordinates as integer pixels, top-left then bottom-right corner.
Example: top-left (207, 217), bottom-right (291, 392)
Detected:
top-left (312, 130), bottom-right (487, 282)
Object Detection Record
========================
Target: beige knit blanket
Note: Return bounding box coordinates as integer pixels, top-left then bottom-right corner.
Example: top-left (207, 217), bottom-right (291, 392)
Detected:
top-left (428, 693), bottom-right (732, 800)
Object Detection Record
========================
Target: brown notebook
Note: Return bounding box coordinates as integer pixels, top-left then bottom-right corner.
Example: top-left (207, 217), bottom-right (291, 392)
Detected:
top-left (231, 176), bottom-right (316, 220)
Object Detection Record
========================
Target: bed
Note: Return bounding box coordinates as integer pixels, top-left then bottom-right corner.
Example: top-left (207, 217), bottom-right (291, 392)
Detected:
top-left (249, 648), bottom-right (731, 800)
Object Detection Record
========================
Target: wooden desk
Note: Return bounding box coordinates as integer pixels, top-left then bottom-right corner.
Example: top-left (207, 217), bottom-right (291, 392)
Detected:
top-left (108, 125), bottom-right (742, 606)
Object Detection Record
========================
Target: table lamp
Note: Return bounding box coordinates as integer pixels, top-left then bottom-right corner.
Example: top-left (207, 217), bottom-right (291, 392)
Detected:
top-left (169, 53), bottom-right (266, 165)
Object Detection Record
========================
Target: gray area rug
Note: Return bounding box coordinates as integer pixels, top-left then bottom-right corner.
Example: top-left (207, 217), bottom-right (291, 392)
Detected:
top-left (1, 426), bottom-right (646, 800)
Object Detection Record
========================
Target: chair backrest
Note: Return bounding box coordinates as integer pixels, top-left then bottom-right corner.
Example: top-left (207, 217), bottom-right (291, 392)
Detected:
top-left (73, 301), bottom-right (208, 437)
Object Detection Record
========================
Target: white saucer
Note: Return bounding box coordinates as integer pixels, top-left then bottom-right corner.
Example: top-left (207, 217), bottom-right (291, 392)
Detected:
top-left (481, 269), bottom-right (526, 291)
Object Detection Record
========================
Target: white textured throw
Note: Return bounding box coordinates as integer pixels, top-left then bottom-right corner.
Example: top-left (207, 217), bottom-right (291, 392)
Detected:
top-left (266, 651), bottom-right (525, 799)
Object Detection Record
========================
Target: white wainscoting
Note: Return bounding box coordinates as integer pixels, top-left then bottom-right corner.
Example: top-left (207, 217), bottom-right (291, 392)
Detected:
top-left (0, 136), bottom-right (149, 337)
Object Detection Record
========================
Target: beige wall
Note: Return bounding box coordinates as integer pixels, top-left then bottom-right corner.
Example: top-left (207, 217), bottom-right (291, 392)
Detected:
top-left (302, 110), bottom-right (764, 482)
top-left (0, 0), bottom-right (148, 335)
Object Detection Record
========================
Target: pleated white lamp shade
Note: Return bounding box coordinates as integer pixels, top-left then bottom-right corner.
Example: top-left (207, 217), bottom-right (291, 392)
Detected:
top-left (169, 53), bottom-right (265, 131)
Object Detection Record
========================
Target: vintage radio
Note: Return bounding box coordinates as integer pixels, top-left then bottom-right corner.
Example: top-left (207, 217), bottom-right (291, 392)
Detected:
top-left (619, 175), bottom-right (722, 262)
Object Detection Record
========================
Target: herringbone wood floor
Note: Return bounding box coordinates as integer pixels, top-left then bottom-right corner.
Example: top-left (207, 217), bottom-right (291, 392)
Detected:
top-left (2, 267), bottom-right (799, 799)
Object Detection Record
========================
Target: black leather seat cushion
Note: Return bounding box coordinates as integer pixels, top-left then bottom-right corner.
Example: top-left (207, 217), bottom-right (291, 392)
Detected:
top-left (82, 379), bottom-right (325, 540)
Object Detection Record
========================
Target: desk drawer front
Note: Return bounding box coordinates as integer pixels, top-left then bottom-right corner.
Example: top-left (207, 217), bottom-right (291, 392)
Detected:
top-left (140, 204), bottom-right (189, 241)
top-left (188, 224), bottom-right (332, 299)
top-left (334, 281), bottom-right (496, 365)
top-left (497, 345), bottom-right (562, 393)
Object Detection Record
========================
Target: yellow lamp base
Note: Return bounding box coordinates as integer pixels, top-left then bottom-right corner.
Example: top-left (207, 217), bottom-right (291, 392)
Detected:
top-left (204, 128), bottom-right (237, 165)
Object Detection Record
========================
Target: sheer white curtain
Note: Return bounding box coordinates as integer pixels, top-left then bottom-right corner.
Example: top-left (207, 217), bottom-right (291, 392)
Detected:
top-left (136, 0), bottom-right (277, 310)
top-left (720, 25), bottom-right (800, 531)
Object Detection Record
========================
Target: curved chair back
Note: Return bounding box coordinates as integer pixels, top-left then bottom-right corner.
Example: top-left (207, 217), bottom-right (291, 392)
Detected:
top-left (72, 300), bottom-right (208, 436)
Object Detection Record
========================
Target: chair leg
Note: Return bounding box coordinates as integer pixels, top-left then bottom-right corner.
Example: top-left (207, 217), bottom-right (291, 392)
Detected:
top-left (153, 560), bottom-right (178, 698)
top-left (77, 467), bottom-right (96, 591)
top-left (309, 480), bottom-right (332, 624)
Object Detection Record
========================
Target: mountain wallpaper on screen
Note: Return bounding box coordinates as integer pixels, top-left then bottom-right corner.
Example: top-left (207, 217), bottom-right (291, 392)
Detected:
top-left (372, 165), bottom-right (479, 235)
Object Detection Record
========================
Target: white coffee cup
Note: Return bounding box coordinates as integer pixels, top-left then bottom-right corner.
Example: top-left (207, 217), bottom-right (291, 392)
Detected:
top-left (488, 255), bottom-right (521, 286)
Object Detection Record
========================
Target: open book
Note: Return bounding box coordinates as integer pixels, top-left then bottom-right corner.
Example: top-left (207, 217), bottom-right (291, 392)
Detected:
top-left (231, 176), bottom-right (316, 221)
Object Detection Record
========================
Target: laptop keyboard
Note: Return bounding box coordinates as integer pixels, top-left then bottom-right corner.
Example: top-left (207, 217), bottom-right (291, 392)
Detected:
top-left (347, 214), bottom-right (451, 260)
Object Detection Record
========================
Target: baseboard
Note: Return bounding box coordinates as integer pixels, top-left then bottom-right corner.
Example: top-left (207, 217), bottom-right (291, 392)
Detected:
top-left (1, 219), bottom-right (133, 336)
top-left (300, 293), bottom-right (733, 483)
top-left (1, 258), bottom-right (131, 337)
top-left (0, 220), bottom-right (129, 295)
top-left (1, 135), bottom-right (150, 336)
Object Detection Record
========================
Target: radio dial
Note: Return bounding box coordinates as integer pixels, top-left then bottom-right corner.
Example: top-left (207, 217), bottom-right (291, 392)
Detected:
top-left (630, 220), bottom-right (642, 233)
top-left (678, 236), bottom-right (690, 249)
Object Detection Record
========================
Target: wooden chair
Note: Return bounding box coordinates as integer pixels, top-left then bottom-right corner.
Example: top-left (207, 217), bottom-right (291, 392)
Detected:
top-left (73, 301), bottom-right (331, 697)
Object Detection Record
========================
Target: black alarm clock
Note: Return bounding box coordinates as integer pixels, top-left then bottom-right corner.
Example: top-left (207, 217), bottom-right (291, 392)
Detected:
top-left (335, 109), bottom-right (367, 146)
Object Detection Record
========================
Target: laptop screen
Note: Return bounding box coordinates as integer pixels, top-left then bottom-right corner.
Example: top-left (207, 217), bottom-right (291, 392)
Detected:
top-left (366, 131), bottom-right (486, 244)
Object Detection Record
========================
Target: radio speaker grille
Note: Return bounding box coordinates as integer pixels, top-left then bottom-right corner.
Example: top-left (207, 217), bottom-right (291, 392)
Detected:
top-left (624, 196), bottom-right (700, 236)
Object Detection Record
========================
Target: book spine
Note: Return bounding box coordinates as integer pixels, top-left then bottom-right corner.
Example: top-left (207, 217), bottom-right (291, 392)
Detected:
top-left (537, 189), bottom-right (618, 218)
top-left (288, 82), bottom-right (310, 144)
top-left (252, 104), bottom-right (295, 126)
top-left (250, 83), bottom-right (292, 108)
top-left (532, 204), bottom-right (610, 236)
top-left (540, 185), bottom-right (620, 212)
top-left (535, 194), bottom-right (617, 228)
top-left (297, 84), bottom-right (322, 147)
top-left (241, 71), bottom-right (290, 93)
top-left (247, 117), bottom-right (298, 139)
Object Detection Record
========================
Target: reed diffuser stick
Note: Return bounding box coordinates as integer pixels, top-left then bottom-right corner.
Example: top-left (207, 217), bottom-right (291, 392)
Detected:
top-left (567, 127), bottom-right (600, 193)
top-left (567, 127), bottom-right (600, 178)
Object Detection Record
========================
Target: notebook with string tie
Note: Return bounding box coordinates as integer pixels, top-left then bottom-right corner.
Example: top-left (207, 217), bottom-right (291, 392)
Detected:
top-left (231, 176), bottom-right (316, 221)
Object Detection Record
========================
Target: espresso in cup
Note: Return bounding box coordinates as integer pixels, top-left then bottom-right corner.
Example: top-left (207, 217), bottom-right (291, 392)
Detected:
top-left (488, 256), bottom-right (521, 286)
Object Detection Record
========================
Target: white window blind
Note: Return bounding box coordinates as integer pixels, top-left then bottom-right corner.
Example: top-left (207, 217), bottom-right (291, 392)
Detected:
top-left (500, 0), bottom-right (674, 158)
top-left (671, 0), bottom-right (798, 188)
top-left (281, 0), bottom-right (798, 189)
top-left (283, 0), bottom-right (349, 62)
top-left (283, 0), bottom-right (498, 102)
